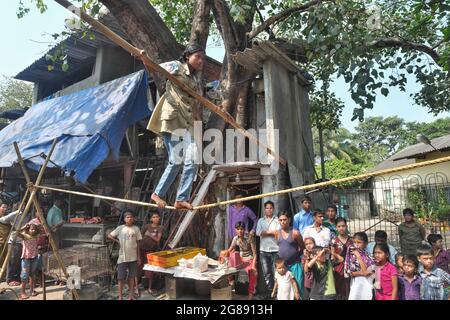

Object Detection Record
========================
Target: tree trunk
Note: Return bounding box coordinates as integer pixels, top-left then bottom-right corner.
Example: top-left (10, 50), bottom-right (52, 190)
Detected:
top-left (207, 0), bottom-right (256, 132)
top-left (99, 0), bottom-right (181, 91)
top-left (189, 0), bottom-right (213, 122)
top-left (318, 126), bottom-right (326, 180)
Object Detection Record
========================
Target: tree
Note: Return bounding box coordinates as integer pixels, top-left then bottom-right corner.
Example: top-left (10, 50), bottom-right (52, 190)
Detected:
top-left (0, 76), bottom-right (33, 123)
top-left (310, 80), bottom-right (344, 179)
top-left (315, 159), bottom-right (368, 187)
top-left (352, 116), bottom-right (450, 164)
top-left (17, 0), bottom-right (450, 131)
top-left (352, 116), bottom-right (407, 163)
top-left (403, 117), bottom-right (450, 147)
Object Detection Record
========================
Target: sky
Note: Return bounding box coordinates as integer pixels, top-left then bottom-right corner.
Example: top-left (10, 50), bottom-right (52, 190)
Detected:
top-left (1, 1), bottom-right (448, 132)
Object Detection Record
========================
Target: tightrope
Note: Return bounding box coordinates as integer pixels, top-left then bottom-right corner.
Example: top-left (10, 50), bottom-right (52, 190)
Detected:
top-left (33, 155), bottom-right (450, 212)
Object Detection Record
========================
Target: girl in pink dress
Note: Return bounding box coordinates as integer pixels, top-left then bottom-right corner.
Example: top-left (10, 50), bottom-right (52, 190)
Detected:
top-left (373, 243), bottom-right (398, 300)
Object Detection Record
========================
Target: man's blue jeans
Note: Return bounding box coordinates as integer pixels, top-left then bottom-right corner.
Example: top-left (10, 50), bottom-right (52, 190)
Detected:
top-left (154, 132), bottom-right (198, 202)
top-left (260, 251), bottom-right (278, 296)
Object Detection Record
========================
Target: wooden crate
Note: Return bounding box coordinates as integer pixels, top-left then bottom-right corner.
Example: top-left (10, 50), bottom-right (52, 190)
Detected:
top-left (147, 247), bottom-right (206, 268)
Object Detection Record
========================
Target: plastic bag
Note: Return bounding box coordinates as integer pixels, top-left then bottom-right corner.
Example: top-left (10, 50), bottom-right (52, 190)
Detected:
top-left (193, 253), bottom-right (208, 272)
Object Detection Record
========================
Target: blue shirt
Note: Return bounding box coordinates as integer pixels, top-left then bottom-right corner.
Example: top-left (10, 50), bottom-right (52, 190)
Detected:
top-left (419, 265), bottom-right (450, 300)
top-left (47, 205), bottom-right (63, 228)
top-left (293, 209), bottom-right (313, 235)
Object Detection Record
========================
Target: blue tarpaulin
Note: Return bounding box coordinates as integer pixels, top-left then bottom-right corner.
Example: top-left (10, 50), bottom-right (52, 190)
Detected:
top-left (0, 70), bottom-right (150, 183)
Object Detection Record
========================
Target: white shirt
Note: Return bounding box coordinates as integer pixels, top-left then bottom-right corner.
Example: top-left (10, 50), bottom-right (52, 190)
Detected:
top-left (110, 225), bottom-right (142, 263)
top-left (275, 270), bottom-right (295, 300)
top-left (303, 224), bottom-right (332, 247)
top-left (256, 216), bottom-right (280, 252)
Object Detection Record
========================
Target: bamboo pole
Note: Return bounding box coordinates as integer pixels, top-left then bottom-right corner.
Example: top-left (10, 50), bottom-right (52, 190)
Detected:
top-left (13, 142), bottom-right (80, 300)
top-left (53, 0), bottom-right (286, 166)
top-left (0, 139), bottom-right (58, 279)
top-left (33, 155), bottom-right (450, 212)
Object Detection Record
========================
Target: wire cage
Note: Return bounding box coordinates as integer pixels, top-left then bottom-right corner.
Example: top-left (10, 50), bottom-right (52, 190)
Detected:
top-left (42, 243), bottom-right (114, 289)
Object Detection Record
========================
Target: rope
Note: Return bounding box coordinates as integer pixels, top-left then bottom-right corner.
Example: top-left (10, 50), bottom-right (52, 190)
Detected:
top-left (33, 185), bottom-right (177, 210)
top-left (32, 155), bottom-right (450, 212)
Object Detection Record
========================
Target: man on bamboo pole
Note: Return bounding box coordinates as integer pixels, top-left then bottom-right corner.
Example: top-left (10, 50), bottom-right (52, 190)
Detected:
top-left (147, 43), bottom-right (205, 211)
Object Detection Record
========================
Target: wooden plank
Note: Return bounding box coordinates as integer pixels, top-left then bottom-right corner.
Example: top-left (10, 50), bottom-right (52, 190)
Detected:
top-left (168, 169), bottom-right (218, 248)
top-left (230, 179), bottom-right (261, 186)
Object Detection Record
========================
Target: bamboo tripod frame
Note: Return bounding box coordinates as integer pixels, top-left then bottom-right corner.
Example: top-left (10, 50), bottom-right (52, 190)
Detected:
top-left (0, 140), bottom-right (80, 300)
top-left (53, 0), bottom-right (286, 166)
top-left (30, 154), bottom-right (450, 212)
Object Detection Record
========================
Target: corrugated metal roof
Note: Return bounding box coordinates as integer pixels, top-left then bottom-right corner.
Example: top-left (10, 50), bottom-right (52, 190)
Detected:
top-left (368, 133), bottom-right (450, 172)
top-left (15, 14), bottom-right (127, 84)
top-left (391, 133), bottom-right (450, 161)
top-left (369, 157), bottom-right (415, 172)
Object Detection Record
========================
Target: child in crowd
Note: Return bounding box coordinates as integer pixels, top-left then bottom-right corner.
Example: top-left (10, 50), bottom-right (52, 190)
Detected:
top-left (139, 211), bottom-right (163, 296)
top-left (417, 244), bottom-right (450, 300)
top-left (271, 259), bottom-right (300, 300)
top-left (395, 253), bottom-right (405, 275)
top-left (303, 211), bottom-right (332, 247)
top-left (373, 243), bottom-right (398, 300)
top-left (398, 254), bottom-right (421, 300)
top-left (427, 233), bottom-right (449, 274)
top-left (227, 221), bottom-right (258, 300)
top-left (301, 237), bottom-right (316, 300)
top-left (108, 211), bottom-right (142, 300)
top-left (305, 246), bottom-right (337, 300)
top-left (17, 220), bottom-right (42, 300)
top-left (345, 232), bottom-right (375, 300)
top-left (331, 217), bottom-right (352, 300)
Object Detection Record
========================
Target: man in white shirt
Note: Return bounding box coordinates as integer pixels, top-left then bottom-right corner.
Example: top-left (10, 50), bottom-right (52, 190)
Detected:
top-left (303, 211), bottom-right (332, 247)
top-left (256, 200), bottom-right (280, 299)
top-left (0, 208), bottom-right (30, 286)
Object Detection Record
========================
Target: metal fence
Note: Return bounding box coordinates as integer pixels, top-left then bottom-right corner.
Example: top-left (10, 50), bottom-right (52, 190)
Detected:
top-left (327, 181), bottom-right (450, 250)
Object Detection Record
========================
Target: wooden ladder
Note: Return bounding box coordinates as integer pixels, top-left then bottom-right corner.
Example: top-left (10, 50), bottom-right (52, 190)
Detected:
top-left (167, 168), bottom-right (218, 249)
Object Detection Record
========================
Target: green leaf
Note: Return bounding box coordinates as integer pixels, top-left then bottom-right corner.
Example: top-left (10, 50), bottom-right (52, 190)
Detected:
top-left (47, 65), bottom-right (54, 71)
top-left (381, 88), bottom-right (389, 96)
top-left (61, 61), bottom-right (69, 72)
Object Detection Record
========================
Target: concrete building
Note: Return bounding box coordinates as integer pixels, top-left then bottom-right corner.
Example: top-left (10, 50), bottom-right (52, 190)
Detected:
top-left (370, 134), bottom-right (450, 215)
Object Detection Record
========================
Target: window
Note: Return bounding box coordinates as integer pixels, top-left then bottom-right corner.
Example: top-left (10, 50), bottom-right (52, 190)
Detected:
top-left (383, 190), bottom-right (393, 206)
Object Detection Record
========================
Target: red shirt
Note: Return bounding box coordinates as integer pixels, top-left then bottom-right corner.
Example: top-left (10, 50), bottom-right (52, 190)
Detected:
top-left (375, 261), bottom-right (398, 300)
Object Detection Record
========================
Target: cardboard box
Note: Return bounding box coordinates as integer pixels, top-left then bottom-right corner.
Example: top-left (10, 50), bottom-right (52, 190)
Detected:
top-left (211, 285), bottom-right (232, 300)
top-left (165, 275), bottom-right (184, 299)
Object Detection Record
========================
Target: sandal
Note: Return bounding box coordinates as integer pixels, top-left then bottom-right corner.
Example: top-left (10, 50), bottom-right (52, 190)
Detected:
top-left (20, 294), bottom-right (29, 300)
top-left (147, 289), bottom-right (157, 296)
top-left (30, 290), bottom-right (39, 296)
top-left (8, 281), bottom-right (20, 287)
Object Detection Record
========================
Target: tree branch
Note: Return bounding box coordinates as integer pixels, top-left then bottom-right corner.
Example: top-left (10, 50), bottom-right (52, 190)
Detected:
top-left (369, 37), bottom-right (441, 65)
top-left (248, 0), bottom-right (330, 40)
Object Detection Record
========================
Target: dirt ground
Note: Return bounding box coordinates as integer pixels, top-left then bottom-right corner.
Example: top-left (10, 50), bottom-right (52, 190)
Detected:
top-left (0, 281), bottom-right (251, 300)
